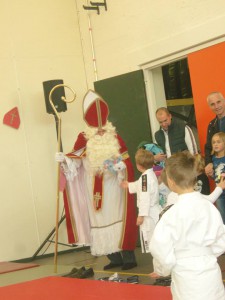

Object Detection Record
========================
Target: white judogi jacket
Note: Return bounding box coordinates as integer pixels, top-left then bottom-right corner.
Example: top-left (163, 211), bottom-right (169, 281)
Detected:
top-left (150, 191), bottom-right (225, 300)
top-left (128, 168), bottom-right (160, 252)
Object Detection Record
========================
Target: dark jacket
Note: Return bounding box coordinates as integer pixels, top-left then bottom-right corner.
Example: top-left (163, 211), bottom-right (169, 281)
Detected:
top-left (155, 118), bottom-right (188, 155)
top-left (205, 117), bottom-right (219, 165)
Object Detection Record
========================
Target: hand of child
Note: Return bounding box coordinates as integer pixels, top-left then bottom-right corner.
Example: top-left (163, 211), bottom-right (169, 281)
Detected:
top-left (154, 153), bottom-right (167, 162)
top-left (120, 180), bottom-right (128, 189)
top-left (217, 173), bottom-right (225, 190)
top-left (136, 216), bottom-right (144, 226)
top-left (149, 272), bottom-right (161, 278)
top-left (205, 163), bottom-right (214, 177)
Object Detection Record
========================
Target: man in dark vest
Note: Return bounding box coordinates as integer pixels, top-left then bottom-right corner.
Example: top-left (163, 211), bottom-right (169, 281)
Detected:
top-left (154, 107), bottom-right (198, 163)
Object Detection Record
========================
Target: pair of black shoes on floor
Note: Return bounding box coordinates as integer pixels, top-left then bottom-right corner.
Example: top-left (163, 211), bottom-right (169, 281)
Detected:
top-left (62, 266), bottom-right (94, 279)
top-left (103, 262), bottom-right (137, 270)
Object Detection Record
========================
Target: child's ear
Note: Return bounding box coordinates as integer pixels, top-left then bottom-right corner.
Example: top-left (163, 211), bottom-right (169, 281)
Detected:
top-left (167, 176), bottom-right (175, 190)
top-left (136, 163), bottom-right (143, 171)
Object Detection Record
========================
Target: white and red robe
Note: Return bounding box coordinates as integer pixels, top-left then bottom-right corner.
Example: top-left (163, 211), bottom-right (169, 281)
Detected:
top-left (60, 132), bottom-right (137, 256)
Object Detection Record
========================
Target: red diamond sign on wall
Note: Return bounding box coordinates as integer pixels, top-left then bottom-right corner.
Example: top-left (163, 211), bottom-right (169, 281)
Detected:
top-left (3, 107), bottom-right (20, 129)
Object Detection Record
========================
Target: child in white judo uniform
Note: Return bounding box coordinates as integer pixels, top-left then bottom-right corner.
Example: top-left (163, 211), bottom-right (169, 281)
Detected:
top-left (149, 152), bottom-right (225, 300)
top-left (121, 148), bottom-right (160, 253)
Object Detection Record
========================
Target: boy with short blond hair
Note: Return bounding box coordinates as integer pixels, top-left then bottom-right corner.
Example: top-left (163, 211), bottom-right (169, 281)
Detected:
top-left (149, 151), bottom-right (225, 300)
top-left (135, 148), bottom-right (155, 169)
top-left (121, 148), bottom-right (160, 253)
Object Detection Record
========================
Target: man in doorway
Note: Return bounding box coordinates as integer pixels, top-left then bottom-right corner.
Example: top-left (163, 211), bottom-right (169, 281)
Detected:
top-left (205, 92), bottom-right (225, 176)
top-left (56, 90), bottom-right (138, 271)
top-left (154, 107), bottom-right (198, 163)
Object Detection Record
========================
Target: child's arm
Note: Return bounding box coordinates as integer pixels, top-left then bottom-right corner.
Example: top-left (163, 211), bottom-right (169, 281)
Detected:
top-left (139, 174), bottom-right (159, 218)
top-left (136, 216), bottom-right (144, 226)
top-left (120, 180), bottom-right (139, 194)
top-left (120, 180), bottom-right (128, 189)
top-left (127, 180), bottom-right (139, 194)
top-left (203, 175), bottom-right (225, 203)
top-left (149, 211), bottom-right (176, 277)
top-left (205, 163), bottom-right (214, 177)
top-left (217, 173), bottom-right (225, 189)
top-left (203, 187), bottom-right (222, 203)
top-left (149, 257), bottom-right (172, 278)
top-left (149, 272), bottom-right (161, 278)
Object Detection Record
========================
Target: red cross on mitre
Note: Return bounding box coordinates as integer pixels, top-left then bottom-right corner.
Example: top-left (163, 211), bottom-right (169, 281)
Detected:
top-left (3, 107), bottom-right (20, 129)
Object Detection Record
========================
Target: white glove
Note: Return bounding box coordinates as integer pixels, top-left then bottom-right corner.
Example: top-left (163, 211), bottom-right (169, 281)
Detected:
top-left (113, 161), bottom-right (126, 172)
top-left (55, 152), bottom-right (65, 163)
top-left (117, 171), bottom-right (125, 184)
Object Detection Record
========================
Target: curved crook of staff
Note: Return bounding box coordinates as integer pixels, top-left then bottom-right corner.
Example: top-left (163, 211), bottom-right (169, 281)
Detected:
top-left (49, 84), bottom-right (76, 273)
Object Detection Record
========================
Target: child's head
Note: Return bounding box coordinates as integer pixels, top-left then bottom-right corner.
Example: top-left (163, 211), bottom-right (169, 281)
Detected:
top-left (135, 148), bottom-right (154, 171)
top-left (165, 152), bottom-right (197, 191)
top-left (211, 132), bottom-right (225, 156)
top-left (194, 153), bottom-right (205, 174)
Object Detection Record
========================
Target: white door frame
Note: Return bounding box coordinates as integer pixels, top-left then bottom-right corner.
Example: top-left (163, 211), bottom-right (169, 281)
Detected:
top-left (140, 36), bottom-right (225, 141)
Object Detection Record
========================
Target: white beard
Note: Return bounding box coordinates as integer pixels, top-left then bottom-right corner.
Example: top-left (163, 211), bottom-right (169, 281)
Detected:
top-left (84, 122), bottom-right (120, 174)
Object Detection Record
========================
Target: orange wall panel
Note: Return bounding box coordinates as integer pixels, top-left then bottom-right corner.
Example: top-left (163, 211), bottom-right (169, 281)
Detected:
top-left (188, 41), bottom-right (225, 154)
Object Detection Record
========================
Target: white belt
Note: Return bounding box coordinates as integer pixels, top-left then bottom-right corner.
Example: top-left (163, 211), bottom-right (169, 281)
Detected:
top-left (175, 246), bottom-right (213, 259)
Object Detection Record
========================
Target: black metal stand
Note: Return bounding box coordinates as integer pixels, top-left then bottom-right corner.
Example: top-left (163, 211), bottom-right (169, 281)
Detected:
top-left (31, 215), bottom-right (77, 260)
top-left (31, 115), bottom-right (75, 260)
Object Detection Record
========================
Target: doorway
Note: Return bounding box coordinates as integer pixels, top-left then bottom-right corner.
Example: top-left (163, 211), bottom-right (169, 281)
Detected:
top-left (144, 57), bottom-right (200, 151)
top-left (142, 38), bottom-right (225, 154)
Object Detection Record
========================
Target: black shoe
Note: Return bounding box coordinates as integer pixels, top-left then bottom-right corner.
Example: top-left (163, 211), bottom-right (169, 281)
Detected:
top-left (121, 262), bottom-right (137, 270)
top-left (153, 280), bottom-right (171, 286)
top-left (80, 267), bottom-right (94, 279)
top-left (126, 275), bottom-right (139, 284)
top-left (62, 266), bottom-right (82, 278)
top-left (69, 267), bottom-right (86, 278)
top-left (153, 276), bottom-right (171, 286)
top-left (110, 277), bottom-right (125, 283)
top-left (73, 267), bottom-right (94, 279)
top-left (155, 276), bottom-right (171, 283)
top-left (98, 277), bottom-right (110, 281)
top-left (103, 262), bottom-right (123, 270)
